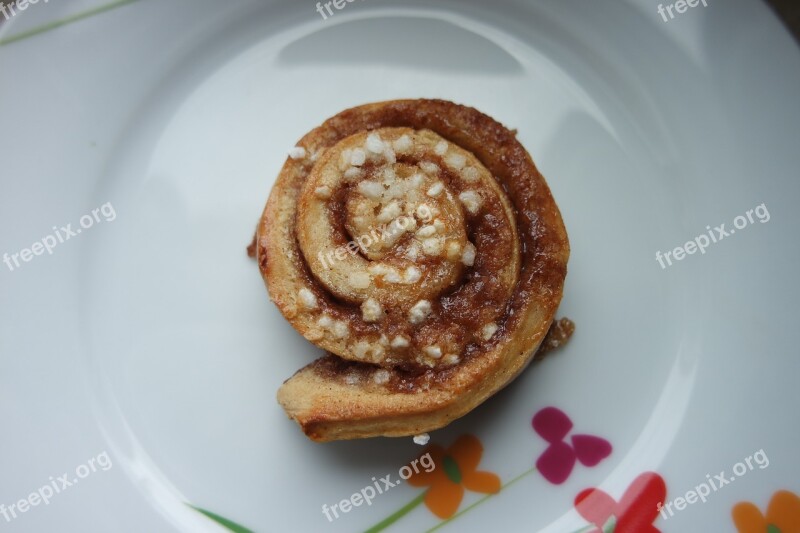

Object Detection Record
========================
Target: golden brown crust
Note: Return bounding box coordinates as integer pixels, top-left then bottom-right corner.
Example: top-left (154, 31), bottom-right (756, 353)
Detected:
top-left (257, 99), bottom-right (569, 441)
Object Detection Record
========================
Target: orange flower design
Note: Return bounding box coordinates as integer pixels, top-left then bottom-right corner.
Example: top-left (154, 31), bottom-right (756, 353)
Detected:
top-left (732, 490), bottom-right (800, 533)
top-left (406, 434), bottom-right (501, 519)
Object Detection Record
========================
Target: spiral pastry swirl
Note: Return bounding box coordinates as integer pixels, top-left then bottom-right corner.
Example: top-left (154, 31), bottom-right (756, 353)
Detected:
top-left (257, 100), bottom-right (569, 441)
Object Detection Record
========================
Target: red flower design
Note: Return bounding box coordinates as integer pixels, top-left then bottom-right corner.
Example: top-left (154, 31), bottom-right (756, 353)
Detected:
top-left (574, 472), bottom-right (667, 533)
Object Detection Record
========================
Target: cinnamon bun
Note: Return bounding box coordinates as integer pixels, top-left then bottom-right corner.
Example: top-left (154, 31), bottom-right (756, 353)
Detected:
top-left (256, 99), bottom-right (570, 441)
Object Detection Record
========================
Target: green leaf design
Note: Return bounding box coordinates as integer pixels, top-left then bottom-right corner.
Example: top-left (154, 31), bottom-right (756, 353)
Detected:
top-left (442, 456), bottom-right (462, 484)
top-left (767, 525), bottom-right (782, 533)
top-left (602, 514), bottom-right (617, 533)
top-left (189, 506), bottom-right (254, 533)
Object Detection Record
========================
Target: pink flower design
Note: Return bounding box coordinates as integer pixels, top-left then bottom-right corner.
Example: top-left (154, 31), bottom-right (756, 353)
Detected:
top-left (532, 407), bottom-right (612, 484)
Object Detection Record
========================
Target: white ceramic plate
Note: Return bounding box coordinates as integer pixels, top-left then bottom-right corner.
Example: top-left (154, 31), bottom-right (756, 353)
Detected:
top-left (2, 0), bottom-right (799, 531)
